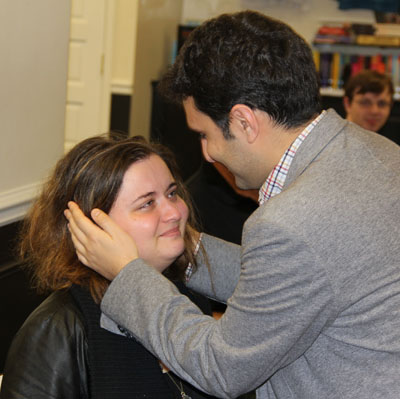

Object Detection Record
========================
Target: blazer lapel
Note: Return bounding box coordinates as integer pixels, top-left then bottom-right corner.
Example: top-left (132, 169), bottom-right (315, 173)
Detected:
top-left (284, 109), bottom-right (347, 189)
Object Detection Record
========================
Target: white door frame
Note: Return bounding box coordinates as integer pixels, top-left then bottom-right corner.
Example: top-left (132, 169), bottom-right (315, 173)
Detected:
top-left (64, 0), bottom-right (115, 152)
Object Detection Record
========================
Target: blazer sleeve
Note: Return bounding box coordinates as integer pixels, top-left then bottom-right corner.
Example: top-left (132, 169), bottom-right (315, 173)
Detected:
top-left (187, 233), bottom-right (241, 303)
top-left (0, 292), bottom-right (88, 399)
top-left (101, 221), bottom-right (335, 398)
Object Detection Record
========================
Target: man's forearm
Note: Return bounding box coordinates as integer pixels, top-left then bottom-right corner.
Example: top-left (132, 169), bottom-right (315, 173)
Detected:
top-left (188, 233), bottom-right (241, 303)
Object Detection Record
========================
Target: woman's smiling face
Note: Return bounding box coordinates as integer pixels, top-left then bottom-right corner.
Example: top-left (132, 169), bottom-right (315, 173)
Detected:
top-left (108, 154), bottom-right (189, 272)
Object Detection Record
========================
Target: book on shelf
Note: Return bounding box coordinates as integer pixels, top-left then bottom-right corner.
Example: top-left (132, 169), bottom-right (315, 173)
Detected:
top-left (313, 23), bottom-right (351, 45)
top-left (313, 34), bottom-right (352, 44)
top-left (313, 22), bottom-right (400, 47)
top-left (356, 34), bottom-right (400, 47)
top-left (374, 23), bottom-right (400, 37)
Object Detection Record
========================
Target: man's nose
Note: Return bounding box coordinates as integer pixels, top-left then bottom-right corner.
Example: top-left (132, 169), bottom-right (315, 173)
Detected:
top-left (370, 103), bottom-right (382, 113)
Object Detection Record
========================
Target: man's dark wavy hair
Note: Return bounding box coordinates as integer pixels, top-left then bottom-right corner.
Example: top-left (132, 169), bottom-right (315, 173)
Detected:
top-left (159, 10), bottom-right (321, 138)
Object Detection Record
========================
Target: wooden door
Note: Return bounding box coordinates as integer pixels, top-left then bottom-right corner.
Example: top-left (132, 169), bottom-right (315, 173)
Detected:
top-left (64, 0), bottom-right (113, 152)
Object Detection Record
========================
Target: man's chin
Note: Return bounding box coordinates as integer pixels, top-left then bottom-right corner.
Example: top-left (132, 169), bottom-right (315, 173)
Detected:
top-left (232, 175), bottom-right (245, 188)
top-left (235, 178), bottom-right (257, 191)
top-left (365, 121), bottom-right (382, 132)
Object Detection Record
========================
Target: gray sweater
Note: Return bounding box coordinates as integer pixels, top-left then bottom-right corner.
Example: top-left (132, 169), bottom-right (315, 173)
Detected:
top-left (101, 109), bottom-right (400, 398)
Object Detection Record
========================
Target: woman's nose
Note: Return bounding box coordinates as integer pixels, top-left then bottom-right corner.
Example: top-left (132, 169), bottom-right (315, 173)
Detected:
top-left (162, 199), bottom-right (182, 221)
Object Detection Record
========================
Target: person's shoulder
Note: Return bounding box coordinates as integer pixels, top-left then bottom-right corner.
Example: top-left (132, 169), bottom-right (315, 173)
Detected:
top-left (27, 289), bottom-right (79, 318)
top-left (17, 289), bottom-right (84, 338)
top-left (343, 120), bottom-right (400, 172)
top-left (2, 292), bottom-right (89, 399)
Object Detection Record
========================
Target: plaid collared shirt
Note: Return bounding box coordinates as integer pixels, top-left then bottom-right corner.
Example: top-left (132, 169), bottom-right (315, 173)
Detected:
top-left (258, 111), bottom-right (326, 205)
top-left (185, 232), bottom-right (202, 282)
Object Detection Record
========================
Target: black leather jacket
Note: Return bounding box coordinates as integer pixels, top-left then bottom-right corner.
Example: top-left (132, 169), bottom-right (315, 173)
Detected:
top-left (1, 287), bottom-right (218, 399)
top-left (1, 290), bottom-right (89, 398)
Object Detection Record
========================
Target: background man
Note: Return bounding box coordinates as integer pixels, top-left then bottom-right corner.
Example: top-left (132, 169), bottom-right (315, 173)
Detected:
top-left (343, 69), bottom-right (394, 132)
top-left (66, 11), bottom-right (400, 399)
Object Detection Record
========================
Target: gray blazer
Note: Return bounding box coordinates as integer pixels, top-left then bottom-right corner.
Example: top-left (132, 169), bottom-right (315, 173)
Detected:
top-left (101, 109), bottom-right (400, 398)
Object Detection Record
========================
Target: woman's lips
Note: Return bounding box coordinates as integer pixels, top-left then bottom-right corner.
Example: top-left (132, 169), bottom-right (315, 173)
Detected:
top-left (160, 226), bottom-right (181, 237)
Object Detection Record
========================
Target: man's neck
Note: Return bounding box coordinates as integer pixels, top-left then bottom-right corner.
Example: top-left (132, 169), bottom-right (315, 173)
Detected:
top-left (265, 115), bottom-right (318, 173)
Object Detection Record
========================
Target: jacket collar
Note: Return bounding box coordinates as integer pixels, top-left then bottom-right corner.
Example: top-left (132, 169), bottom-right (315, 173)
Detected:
top-left (284, 109), bottom-right (347, 189)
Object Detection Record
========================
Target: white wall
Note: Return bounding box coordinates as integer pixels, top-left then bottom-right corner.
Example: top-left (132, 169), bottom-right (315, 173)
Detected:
top-left (181, 0), bottom-right (374, 43)
top-left (0, 1), bottom-right (70, 226)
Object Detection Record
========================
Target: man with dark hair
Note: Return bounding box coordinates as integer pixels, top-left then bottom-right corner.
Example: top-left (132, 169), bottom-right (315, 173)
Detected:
top-left (343, 69), bottom-right (394, 132)
top-left (66, 10), bottom-right (400, 399)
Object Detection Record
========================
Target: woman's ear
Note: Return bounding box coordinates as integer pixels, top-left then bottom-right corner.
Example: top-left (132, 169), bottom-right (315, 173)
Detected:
top-left (230, 104), bottom-right (259, 143)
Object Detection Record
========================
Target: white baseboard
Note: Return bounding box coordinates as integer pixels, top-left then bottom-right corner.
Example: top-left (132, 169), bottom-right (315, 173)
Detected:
top-left (0, 182), bottom-right (43, 226)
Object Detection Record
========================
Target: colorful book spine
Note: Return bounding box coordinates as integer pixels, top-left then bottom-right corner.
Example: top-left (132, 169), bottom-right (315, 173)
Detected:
top-left (313, 50), bottom-right (320, 73)
top-left (392, 55), bottom-right (400, 94)
top-left (331, 52), bottom-right (341, 89)
top-left (320, 53), bottom-right (332, 88)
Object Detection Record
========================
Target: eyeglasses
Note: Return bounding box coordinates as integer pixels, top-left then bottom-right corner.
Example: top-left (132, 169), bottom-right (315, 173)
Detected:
top-left (354, 99), bottom-right (392, 109)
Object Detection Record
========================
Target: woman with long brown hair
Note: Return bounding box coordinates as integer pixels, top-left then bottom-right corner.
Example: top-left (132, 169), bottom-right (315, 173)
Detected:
top-left (0, 134), bottom-right (215, 399)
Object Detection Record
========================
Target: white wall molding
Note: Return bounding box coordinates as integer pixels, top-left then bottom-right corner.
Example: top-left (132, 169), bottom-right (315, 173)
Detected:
top-left (111, 79), bottom-right (134, 95)
top-left (0, 182), bottom-right (43, 226)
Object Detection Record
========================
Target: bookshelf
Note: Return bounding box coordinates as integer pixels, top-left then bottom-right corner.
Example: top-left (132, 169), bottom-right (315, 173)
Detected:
top-left (312, 24), bottom-right (400, 145)
top-left (313, 43), bottom-right (400, 100)
top-left (314, 43), bottom-right (400, 56)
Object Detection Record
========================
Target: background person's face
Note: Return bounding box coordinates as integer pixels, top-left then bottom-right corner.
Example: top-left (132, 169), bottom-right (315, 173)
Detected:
top-left (108, 155), bottom-right (189, 272)
top-left (344, 88), bottom-right (392, 132)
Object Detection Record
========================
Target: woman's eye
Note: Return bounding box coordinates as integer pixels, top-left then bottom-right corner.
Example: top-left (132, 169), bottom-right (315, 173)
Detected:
top-left (168, 189), bottom-right (177, 199)
top-left (140, 200), bottom-right (154, 209)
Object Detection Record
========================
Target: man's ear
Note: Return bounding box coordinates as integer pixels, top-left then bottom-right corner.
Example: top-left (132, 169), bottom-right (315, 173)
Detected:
top-left (343, 96), bottom-right (351, 114)
top-left (230, 104), bottom-right (259, 143)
